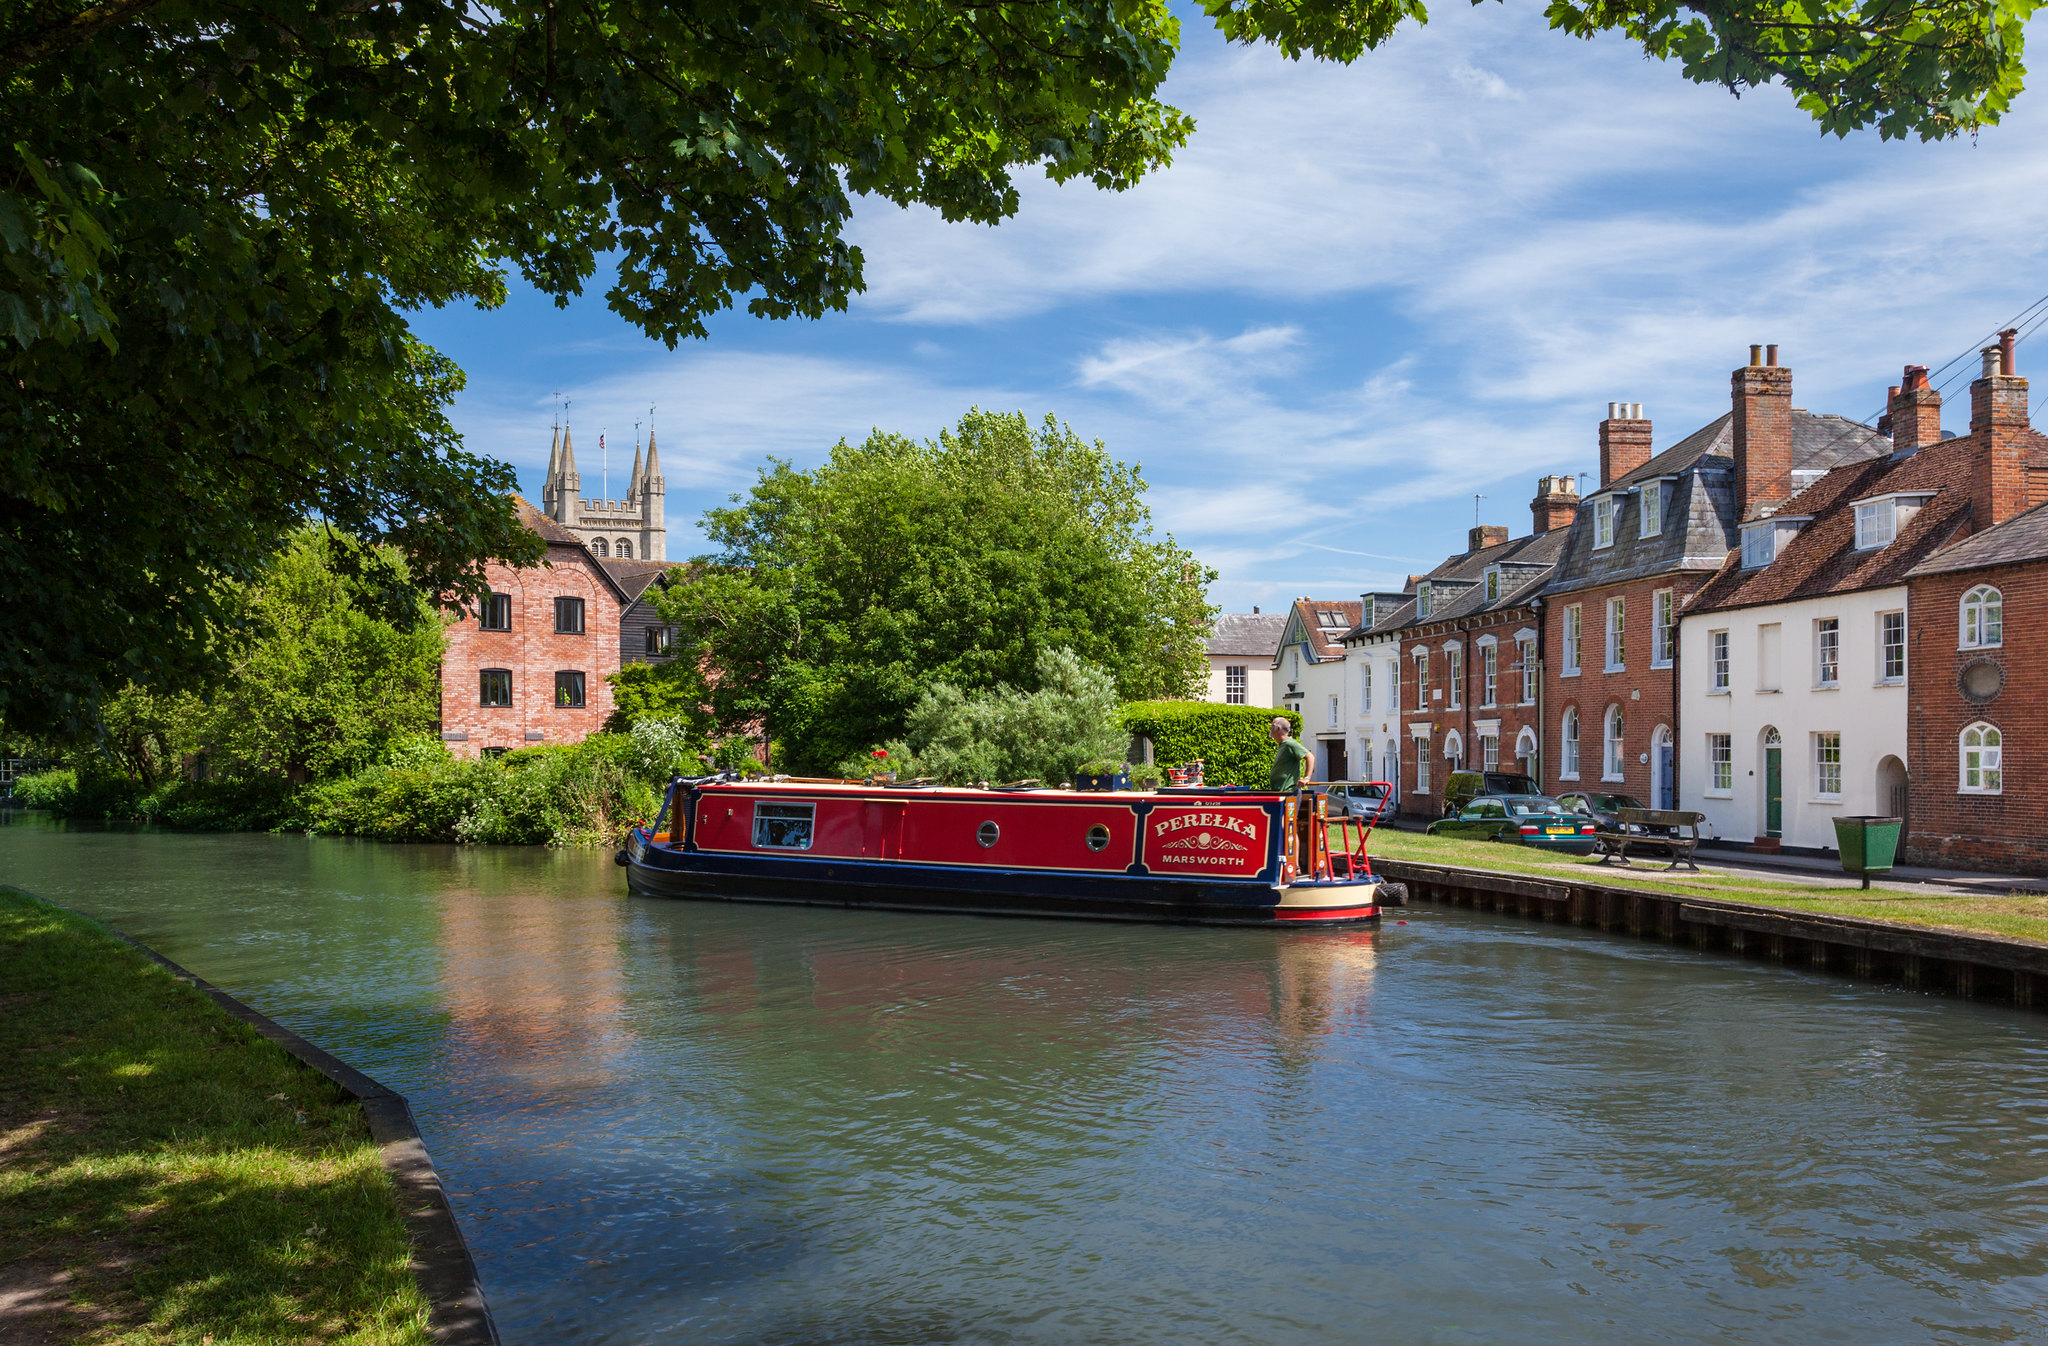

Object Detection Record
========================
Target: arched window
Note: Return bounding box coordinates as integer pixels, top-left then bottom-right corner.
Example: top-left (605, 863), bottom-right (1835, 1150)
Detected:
top-left (1444, 729), bottom-right (1464, 772)
top-left (1961, 722), bottom-right (2003, 793)
top-left (591, 537), bottom-right (609, 557)
top-left (1561, 708), bottom-right (1581, 779)
top-left (616, 538), bottom-right (633, 559)
top-left (1961, 585), bottom-right (2003, 648)
top-left (1603, 705), bottom-right (1626, 780)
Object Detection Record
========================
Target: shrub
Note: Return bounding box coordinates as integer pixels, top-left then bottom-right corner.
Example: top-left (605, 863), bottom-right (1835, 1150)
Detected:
top-left (834, 648), bottom-right (1126, 785)
top-left (135, 778), bottom-right (301, 831)
top-left (11, 769), bottom-right (78, 811)
top-left (1119, 702), bottom-right (1303, 788)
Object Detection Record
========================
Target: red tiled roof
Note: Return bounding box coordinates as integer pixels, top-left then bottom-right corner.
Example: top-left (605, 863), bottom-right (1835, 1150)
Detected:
top-left (1288, 599), bottom-right (1363, 659)
top-left (1685, 438), bottom-right (1978, 615)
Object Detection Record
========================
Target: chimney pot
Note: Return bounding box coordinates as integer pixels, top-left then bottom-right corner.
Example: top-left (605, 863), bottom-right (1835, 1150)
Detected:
top-left (2001, 328), bottom-right (2018, 376)
top-left (1750, 345), bottom-right (1763, 367)
top-left (1608, 402), bottom-right (1619, 420)
top-left (1766, 344), bottom-right (1779, 367)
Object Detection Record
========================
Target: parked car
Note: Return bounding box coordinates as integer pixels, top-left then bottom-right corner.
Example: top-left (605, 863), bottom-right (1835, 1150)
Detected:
top-left (1441, 770), bottom-right (1540, 818)
top-left (1554, 792), bottom-right (1678, 854)
top-left (1320, 781), bottom-right (1393, 823)
top-left (1426, 795), bottom-right (1600, 854)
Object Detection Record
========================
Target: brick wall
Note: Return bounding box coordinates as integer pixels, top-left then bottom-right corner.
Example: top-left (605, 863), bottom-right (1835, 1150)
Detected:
top-left (1905, 560), bottom-right (2048, 871)
top-left (440, 544), bottom-right (622, 757)
top-left (1543, 573), bottom-right (1708, 802)
top-left (1390, 603), bottom-right (1546, 818)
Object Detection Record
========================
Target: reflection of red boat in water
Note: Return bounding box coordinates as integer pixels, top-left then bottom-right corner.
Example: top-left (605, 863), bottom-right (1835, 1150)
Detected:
top-left (623, 777), bottom-right (1401, 926)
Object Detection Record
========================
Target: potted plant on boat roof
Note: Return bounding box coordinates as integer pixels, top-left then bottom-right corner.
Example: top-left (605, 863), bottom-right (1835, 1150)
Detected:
top-left (864, 747), bottom-right (896, 784)
top-left (1073, 760), bottom-right (1130, 792)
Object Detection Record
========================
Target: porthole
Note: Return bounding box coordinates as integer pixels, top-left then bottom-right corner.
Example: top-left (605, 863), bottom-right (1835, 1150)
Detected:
top-left (977, 820), bottom-right (1000, 848)
top-left (1085, 824), bottom-right (1111, 852)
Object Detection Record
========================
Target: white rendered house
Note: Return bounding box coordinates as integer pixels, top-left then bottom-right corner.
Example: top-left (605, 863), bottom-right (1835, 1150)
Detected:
top-left (1273, 598), bottom-right (1364, 780)
top-left (1203, 612), bottom-right (1287, 706)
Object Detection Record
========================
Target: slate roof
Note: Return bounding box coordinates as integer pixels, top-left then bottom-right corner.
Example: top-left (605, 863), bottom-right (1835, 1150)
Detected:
top-left (1687, 437), bottom-right (1979, 614)
top-left (1906, 497), bottom-right (2048, 578)
top-left (1343, 529), bottom-right (1569, 641)
top-left (1544, 411), bottom-right (1892, 599)
top-left (1207, 612), bottom-right (1289, 658)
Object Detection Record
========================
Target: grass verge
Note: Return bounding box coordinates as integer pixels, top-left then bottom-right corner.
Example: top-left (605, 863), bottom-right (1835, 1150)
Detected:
top-left (0, 885), bottom-right (431, 1345)
top-left (1353, 827), bottom-right (2048, 945)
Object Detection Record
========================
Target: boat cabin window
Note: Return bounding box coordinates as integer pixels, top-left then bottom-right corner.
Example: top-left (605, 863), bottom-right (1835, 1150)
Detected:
top-left (752, 802), bottom-right (815, 850)
top-left (1086, 824), bottom-right (1111, 852)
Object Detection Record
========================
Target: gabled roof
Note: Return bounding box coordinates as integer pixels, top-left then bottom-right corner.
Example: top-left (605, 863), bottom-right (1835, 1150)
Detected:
top-left (1907, 497), bottom-right (2048, 579)
top-left (1544, 410), bottom-right (1891, 598)
top-left (600, 558), bottom-right (680, 604)
top-left (1279, 599), bottom-right (1363, 661)
top-left (1207, 612), bottom-right (1289, 658)
top-left (1686, 437), bottom-right (1977, 614)
top-left (1344, 529), bottom-right (1568, 642)
top-left (513, 496), bottom-right (632, 604)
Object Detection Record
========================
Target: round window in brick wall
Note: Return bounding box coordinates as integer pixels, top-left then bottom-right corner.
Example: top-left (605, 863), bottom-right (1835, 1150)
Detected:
top-left (1960, 659), bottom-right (2005, 702)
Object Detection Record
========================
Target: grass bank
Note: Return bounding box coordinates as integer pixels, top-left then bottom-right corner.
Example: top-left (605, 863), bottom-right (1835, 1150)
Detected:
top-left (0, 886), bottom-right (431, 1345)
top-left (1358, 827), bottom-right (2048, 946)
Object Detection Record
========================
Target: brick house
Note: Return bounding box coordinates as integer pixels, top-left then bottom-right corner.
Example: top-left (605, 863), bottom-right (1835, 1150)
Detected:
top-left (1340, 479), bottom-right (1574, 818)
top-left (1900, 335), bottom-right (2048, 870)
top-left (439, 499), bottom-right (631, 756)
top-left (1540, 356), bottom-right (1890, 807)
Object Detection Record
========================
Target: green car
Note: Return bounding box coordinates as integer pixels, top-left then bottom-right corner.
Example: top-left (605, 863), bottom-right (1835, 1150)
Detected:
top-left (1426, 794), bottom-right (1601, 853)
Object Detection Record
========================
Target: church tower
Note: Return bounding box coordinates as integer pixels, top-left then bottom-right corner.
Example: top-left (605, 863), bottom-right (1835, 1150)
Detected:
top-left (538, 421), bottom-right (665, 561)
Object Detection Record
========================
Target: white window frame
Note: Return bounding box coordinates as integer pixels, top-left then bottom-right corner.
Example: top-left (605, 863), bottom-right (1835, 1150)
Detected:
top-left (1639, 481), bottom-right (1664, 538)
top-left (1225, 665), bottom-right (1247, 705)
top-left (1878, 611), bottom-right (1906, 684)
top-left (1814, 732), bottom-right (1842, 799)
top-left (1518, 639), bottom-right (1537, 705)
top-left (1602, 704), bottom-right (1626, 782)
top-left (1563, 604), bottom-right (1583, 676)
top-left (1561, 707), bottom-right (1581, 780)
top-left (1414, 649), bottom-right (1430, 704)
top-left (1855, 499), bottom-right (1895, 550)
top-left (1961, 586), bottom-right (2003, 649)
top-left (1446, 643), bottom-right (1463, 710)
top-left (1961, 722), bottom-right (2003, 794)
top-left (1416, 581), bottom-right (1432, 618)
top-left (1815, 618), bottom-right (1840, 688)
top-left (1709, 630), bottom-right (1730, 692)
top-left (1652, 588), bottom-right (1675, 667)
top-left (1481, 641), bottom-right (1498, 708)
top-left (1360, 661), bottom-right (1372, 713)
top-left (1605, 596), bottom-right (1626, 673)
top-left (1593, 496), bottom-right (1616, 549)
top-left (1413, 728), bottom-right (1432, 794)
top-left (1707, 734), bottom-right (1733, 795)
top-left (1387, 659), bottom-right (1400, 715)
top-left (1327, 694), bottom-right (1340, 728)
top-left (1482, 734), bottom-right (1499, 771)
top-left (1485, 568), bottom-right (1501, 603)
top-left (1741, 521), bottom-right (1776, 570)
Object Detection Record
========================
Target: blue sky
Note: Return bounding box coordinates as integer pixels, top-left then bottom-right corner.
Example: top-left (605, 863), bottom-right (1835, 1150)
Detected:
top-left (410, 5), bottom-right (2048, 612)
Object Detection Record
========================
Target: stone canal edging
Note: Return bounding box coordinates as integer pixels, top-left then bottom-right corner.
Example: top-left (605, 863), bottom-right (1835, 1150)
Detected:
top-left (49, 900), bottom-right (501, 1346)
top-left (1376, 858), bottom-right (2048, 1010)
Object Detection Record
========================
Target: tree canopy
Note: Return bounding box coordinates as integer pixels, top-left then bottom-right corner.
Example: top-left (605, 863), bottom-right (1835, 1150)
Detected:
top-left (656, 410), bottom-right (1216, 774)
top-left (3, 0), bottom-right (2025, 735)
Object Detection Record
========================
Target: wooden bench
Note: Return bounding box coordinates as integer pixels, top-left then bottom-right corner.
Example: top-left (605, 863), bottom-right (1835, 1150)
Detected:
top-left (1595, 808), bottom-right (1705, 872)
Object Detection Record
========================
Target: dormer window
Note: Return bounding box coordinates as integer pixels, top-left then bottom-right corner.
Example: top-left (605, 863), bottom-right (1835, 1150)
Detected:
top-left (1417, 582), bottom-right (1432, 618)
top-left (1639, 481), bottom-right (1665, 537)
top-left (1852, 493), bottom-right (1934, 551)
top-left (1484, 568), bottom-right (1500, 603)
top-left (1593, 497), bottom-right (1616, 549)
top-left (1740, 516), bottom-right (1810, 570)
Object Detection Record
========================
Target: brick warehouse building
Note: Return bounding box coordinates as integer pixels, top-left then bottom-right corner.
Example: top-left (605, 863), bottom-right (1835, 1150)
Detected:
top-left (1901, 336), bottom-right (2048, 870)
top-left (1540, 352), bottom-right (1890, 807)
top-left (439, 499), bottom-right (631, 756)
top-left (1342, 479), bottom-right (1573, 818)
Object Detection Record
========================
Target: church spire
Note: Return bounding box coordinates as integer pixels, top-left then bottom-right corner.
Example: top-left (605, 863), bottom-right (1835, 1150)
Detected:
top-left (557, 425), bottom-right (581, 522)
top-left (627, 435), bottom-right (643, 505)
top-left (543, 425), bottom-right (562, 512)
top-left (642, 429), bottom-right (662, 493)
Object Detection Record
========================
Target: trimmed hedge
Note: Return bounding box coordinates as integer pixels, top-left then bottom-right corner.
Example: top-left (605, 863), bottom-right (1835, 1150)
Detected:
top-left (1119, 702), bottom-right (1303, 788)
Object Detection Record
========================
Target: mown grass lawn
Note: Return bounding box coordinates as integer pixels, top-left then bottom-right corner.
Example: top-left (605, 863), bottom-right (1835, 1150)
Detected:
top-left (1354, 826), bottom-right (2048, 946)
top-left (0, 885), bottom-right (431, 1345)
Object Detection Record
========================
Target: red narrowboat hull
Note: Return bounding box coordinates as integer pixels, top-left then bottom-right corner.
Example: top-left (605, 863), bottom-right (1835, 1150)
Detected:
top-left (623, 779), bottom-right (1385, 927)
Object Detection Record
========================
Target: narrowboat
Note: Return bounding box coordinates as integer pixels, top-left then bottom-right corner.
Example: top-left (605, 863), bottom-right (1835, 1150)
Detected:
top-left (620, 776), bottom-right (1398, 926)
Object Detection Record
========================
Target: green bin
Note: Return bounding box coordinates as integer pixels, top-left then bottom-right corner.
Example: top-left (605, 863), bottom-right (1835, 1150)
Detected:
top-left (1833, 815), bottom-right (1902, 889)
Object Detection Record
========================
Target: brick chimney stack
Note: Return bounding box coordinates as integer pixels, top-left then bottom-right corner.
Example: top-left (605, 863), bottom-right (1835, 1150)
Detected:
top-left (1969, 330), bottom-right (2033, 525)
top-left (1732, 344), bottom-right (1793, 521)
top-left (1889, 365), bottom-right (1942, 455)
top-left (1468, 524), bottom-right (1509, 552)
top-left (1599, 402), bottom-right (1652, 486)
top-left (1530, 474), bottom-right (1579, 534)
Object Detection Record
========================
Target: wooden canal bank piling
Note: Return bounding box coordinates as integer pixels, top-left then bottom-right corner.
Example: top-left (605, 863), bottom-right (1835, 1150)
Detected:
top-left (1375, 858), bottom-right (2048, 1011)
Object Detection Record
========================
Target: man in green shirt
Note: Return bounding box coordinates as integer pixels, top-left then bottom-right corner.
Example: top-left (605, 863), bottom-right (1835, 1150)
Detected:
top-left (1267, 717), bottom-right (1312, 792)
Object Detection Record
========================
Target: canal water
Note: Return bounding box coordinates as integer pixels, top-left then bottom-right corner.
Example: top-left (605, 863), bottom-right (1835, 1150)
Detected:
top-left (5, 814), bottom-right (2047, 1344)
